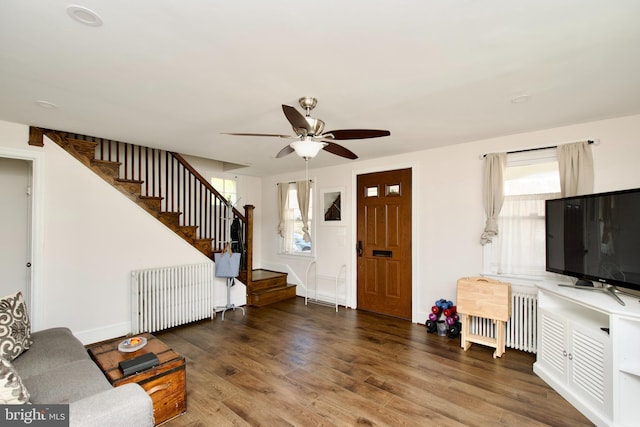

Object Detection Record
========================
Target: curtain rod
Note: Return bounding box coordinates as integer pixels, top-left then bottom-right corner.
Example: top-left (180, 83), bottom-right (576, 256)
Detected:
top-left (480, 139), bottom-right (598, 159)
top-left (277, 179), bottom-right (314, 185)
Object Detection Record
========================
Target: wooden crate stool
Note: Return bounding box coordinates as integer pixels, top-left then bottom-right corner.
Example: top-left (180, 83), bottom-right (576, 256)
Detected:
top-left (456, 277), bottom-right (511, 358)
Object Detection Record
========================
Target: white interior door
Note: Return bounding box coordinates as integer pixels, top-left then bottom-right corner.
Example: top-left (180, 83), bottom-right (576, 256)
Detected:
top-left (0, 157), bottom-right (30, 299)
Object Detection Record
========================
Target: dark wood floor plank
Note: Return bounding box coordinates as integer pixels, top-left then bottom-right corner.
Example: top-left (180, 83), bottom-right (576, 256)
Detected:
top-left (286, 367), bottom-right (421, 426)
top-left (157, 297), bottom-right (593, 426)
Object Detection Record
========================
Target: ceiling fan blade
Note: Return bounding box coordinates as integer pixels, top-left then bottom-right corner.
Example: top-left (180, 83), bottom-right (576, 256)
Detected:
top-left (221, 132), bottom-right (294, 139)
top-left (322, 129), bottom-right (390, 140)
top-left (282, 105), bottom-right (311, 133)
top-left (322, 142), bottom-right (358, 160)
top-left (276, 144), bottom-right (295, 158)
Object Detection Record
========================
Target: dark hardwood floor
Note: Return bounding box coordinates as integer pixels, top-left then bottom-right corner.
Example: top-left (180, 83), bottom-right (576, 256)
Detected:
top-left (156, 297), bottom-right (593, 426)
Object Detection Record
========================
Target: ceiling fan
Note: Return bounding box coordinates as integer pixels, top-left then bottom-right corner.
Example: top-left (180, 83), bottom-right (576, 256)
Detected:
top-left (223, 97), bottom-right (391, 160)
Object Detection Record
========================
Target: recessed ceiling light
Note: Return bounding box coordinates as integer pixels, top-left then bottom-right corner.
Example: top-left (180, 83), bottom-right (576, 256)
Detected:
top-left (66, 5), bottom-right (103, 27)
top-left (35, 100), bottom-right (58, 109)
top-left (511, 94), bottom-right (532, 104)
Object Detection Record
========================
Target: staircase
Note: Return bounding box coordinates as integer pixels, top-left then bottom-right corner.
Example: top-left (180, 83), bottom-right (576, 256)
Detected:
top-left (247, 269), bottom-right (297, 307)
top-left (29, 127), bottom-right (295, 306)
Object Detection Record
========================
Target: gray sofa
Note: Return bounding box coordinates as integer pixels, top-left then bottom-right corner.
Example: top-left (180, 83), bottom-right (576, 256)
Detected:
top-left (12, 327), bottom-right (154, 427)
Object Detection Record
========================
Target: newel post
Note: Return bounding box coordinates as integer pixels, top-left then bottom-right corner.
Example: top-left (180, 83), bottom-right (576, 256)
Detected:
top-left (244, 205), bottom-right (255, 285)
top-left (28, 127), bottom-right (44, 147)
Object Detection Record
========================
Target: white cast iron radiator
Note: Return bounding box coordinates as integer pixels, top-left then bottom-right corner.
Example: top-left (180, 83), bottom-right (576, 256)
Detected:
top-left (131, 262), bottom-right (215, 334)
top-left (469, 291), bottom-right (538, 353)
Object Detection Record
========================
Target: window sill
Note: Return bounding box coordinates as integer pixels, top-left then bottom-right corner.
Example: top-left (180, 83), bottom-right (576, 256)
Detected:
top-left (480, 272), bottom-right (547, 293)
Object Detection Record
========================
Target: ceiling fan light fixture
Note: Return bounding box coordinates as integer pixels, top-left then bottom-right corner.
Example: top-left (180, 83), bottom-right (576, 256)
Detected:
top-left (226, 97), bottom-right (390, 161)
top-left (291, 139), bottom-right (325, 159)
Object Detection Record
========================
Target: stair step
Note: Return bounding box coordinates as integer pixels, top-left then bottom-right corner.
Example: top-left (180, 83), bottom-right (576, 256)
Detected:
top-left (115, 178), bottom-right (143, 195)
top-left (177, 225), bottom-right (198, 241)
top-left (65, 138), bottom-right (98, 160)
top-left (245, 269), bottom-right (295, 307)
top-left (91, 159), bottom-right (122, 179)
top-left (248, 284), bottom-right (297, 307)
top-left (194, 238), bottom-right (213, 256)
top-left (158, 212), bottom-right (182, 227)
top-left (139, 195), bottom-right (163, 212)
top-left (249, 271), bottom-right (288, 292)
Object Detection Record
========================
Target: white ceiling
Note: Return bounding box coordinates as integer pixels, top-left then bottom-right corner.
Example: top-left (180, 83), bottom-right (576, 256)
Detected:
top-left (1, 1), bottom-right (640, 176)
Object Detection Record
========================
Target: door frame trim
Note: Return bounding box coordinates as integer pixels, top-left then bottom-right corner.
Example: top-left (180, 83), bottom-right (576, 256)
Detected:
top-left (0, 146), bottom-right (45, 330)
top-left (350, 161), bottom-right (419, 323)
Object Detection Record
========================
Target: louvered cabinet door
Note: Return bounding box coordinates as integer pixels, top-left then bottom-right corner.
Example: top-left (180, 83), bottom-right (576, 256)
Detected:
top-left (538, 310), bottom-right (568, 380)
top-left (537, 308), bottom-right (612, 419)
top-left (569, 321), bottom-right (612, 417)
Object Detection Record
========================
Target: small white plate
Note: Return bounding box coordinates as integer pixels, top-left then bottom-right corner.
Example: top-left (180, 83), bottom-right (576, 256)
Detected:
top-left (118, 336), bottom-right (147, 352)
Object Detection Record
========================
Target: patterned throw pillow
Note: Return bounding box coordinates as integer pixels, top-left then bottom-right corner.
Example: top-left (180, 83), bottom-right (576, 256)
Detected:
top-left (0, 357), bottom-right (30, 404)
top-left (0, 291), bottom-right (32, 361)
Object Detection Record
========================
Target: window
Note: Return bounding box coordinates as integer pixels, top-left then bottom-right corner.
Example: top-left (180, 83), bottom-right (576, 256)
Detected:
top-left (280, 183), bottom-right (313, 254)
top-left (211, 176), bottom-right (237, 206)
top-left (366, 186), bottom-right (378, 197)
top-left (485, 149), bottom-right (561, 277)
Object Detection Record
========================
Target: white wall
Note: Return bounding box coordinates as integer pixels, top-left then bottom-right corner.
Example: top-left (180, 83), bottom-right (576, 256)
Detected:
top-left (0, 121), bottom-right (218, 344)
top-left (259, 114), bottom-right (640, 325)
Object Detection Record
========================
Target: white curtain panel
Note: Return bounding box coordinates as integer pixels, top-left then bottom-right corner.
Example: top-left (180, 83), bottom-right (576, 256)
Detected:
top-left (557, 141), bottom-right (594, 197)
top-left (481, 152), bottom-right (507, 245)
top-left (491, 192), bottom-right (560, 275)
top-left (282, 206), bottom-right (295, 253)
top-left (296, 180), bottom-right (312, 242)
top-left (277, 182), bottom-right (289, 238)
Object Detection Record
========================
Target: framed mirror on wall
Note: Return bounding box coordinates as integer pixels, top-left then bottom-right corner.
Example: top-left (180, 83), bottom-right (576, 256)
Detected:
top-left (321, 187), bottom-right (344, 224)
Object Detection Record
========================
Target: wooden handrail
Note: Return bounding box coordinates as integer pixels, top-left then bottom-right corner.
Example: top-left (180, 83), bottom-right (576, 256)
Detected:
top-left (169, 152), bottom-right (245, 221)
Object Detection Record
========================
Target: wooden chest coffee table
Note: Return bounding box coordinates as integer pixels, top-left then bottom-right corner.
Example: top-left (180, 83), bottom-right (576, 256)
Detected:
top-left (87, 333), bottom-right (186, 425)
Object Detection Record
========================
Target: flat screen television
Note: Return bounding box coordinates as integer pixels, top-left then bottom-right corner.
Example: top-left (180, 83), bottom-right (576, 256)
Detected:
top-left (545, 187), bottom-right (640, 305)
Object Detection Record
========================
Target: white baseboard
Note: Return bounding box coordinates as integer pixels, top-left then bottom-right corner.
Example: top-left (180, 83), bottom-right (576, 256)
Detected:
top-left (74, 321), bottom-right (132, 345)
top-left (302, 288), bottom-right (348, 307)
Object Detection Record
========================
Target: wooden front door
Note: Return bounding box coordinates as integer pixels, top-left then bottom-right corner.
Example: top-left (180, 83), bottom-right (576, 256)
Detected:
top-left (357, 168), bottom-right (412, 319)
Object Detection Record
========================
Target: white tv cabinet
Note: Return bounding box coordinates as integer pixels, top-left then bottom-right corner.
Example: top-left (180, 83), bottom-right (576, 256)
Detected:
top-left (534, 281), bottom-right (640, 427)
